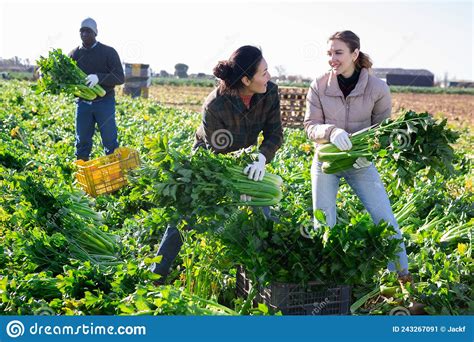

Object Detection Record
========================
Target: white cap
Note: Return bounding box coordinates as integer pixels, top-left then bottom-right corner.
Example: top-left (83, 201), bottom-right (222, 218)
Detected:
top-left (81, 17), bottom-right (98, 35)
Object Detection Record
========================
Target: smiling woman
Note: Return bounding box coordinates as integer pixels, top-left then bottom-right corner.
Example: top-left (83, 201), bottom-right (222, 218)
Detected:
top-left (194, 45), bottom-right (282, 165)
top-left (327, 31), bottom-right (373, 79)
top-left (150, 45), bottom-right (284, 284)
top-left (213, 45), bottom-right (270, 96)
top-left (304, 30), bottom-right (412, 288)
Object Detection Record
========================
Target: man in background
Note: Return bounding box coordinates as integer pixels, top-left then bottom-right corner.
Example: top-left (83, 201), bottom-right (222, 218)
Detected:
top-left (70, 17), bottom-right (124, 161)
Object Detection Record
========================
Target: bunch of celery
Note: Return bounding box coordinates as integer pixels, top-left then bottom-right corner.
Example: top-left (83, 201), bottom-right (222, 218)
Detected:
top-left (128, 135), bottom-right (283, 219)
top-left (36, 49), bottom-right (106, 100)
top-left (317, 110), bottom-right (459, 178)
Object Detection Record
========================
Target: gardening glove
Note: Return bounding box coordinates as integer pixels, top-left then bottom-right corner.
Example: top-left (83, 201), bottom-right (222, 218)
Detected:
top-left (85, 74), bottom-right (99, 88)
top-left (330, 128), bottom-right (352, 151)
top-left (243, 153), bottom-right (266, 181)
top-left (353, 157), bottom-right (371, 169)
top-left (240, 194), bottom-right (252, 202)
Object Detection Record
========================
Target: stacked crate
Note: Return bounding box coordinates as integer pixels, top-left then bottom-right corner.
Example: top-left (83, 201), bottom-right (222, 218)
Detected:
top-left (278, 87), bottom-right (308, 128)
top-left (123, 63), bottom-right (151, 98)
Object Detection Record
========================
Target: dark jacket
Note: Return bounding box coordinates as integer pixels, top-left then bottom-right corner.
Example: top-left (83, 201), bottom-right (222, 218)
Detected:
top-left (69, 42), bottom-right (124, 99)
top-left (194, 81), bottom-right (283, 162)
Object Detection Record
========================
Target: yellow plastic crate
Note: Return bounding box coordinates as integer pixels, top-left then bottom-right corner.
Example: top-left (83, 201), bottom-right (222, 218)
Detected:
top-left (75, 147), bottom-right (140, 197)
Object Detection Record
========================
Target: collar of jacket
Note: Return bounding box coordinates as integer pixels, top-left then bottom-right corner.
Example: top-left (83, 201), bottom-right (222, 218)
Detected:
top-left (325, 67), bottom-right (369, 97)
top-left (226, 92), bottom-right (260, 113)
top-left (81, 41), bottom-right (99, 50)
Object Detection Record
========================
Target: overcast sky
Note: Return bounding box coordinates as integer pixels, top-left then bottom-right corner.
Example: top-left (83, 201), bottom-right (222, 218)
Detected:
top-left (1, 0), bottom-right (472, 81)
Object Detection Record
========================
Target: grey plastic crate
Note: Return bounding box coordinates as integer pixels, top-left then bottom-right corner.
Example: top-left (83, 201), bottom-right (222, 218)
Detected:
top-left (236, 266), bottom-right (351, 315)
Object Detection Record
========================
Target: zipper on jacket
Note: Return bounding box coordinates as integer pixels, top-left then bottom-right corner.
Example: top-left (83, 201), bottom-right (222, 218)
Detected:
top-left (341, 96), bottom-right (349, 131)
top-left (345, 101), bottom-right (350, 131)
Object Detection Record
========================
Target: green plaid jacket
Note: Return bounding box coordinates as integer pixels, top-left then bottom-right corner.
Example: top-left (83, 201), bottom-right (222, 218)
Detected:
top-left (194, 81), bottom-right (283, 162)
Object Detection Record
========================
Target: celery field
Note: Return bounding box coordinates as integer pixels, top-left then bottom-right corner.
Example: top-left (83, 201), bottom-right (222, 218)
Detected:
top-left (0, 80), bottom-right (472, 316)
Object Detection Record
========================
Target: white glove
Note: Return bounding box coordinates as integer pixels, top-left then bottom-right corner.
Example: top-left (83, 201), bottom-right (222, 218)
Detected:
top-left (330, 128), bottom-right (352, 151)
top-left (353, 157), bottom-right (371, 169)
top-left (243, 153), bottom-right (266, 181)
top-left (85, 74), bottom-right (99, 88)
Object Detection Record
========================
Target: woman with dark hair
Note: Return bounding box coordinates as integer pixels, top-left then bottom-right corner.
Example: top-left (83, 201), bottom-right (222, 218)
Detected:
top-left (194, 45), bottom-right (283, 181)
top-left (151, 46), bottom-right (283, 283)
top-left (304, 31), bottom-right (411, 282)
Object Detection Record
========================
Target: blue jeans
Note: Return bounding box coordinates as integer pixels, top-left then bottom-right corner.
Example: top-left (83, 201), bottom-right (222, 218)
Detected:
top-left (150, 224), bottom-right (185, 278)
top-left (151, 207), bottom-right (276, 279)
top-left (75, 96), bottom-right (119, 160)
top-left (311, 157), bottom-right (409, 275)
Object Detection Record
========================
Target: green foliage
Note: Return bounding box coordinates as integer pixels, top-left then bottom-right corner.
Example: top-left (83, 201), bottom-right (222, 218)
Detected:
top-left (128, 135), bottom-right (282, 224)
top-left (0, 80), bottom-right (471, 316)
top-left (35, 49), bottom-right (106, 99)
top-left (319, 110), bottom-right (459, 183)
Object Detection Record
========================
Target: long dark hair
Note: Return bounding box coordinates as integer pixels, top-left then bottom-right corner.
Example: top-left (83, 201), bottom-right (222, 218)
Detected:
top-left (328, 31), bottom-right (373, 70)
top-left (213, 45), bottom-right (263, 94)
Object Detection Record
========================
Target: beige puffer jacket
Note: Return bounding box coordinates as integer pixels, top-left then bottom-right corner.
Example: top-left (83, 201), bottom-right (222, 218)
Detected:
top-left (304, 68), bottom-right (391, 144)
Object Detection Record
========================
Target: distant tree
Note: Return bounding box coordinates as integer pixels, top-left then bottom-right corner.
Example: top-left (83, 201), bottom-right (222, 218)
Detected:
top-left (0, 56), bottom-right (32, 70)
top-left (159, 70), bottom-right (170, 77)
top-left (275, 65), bottom-right (287, 78)
top-left (174, 63), bottom-right (189, 78)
